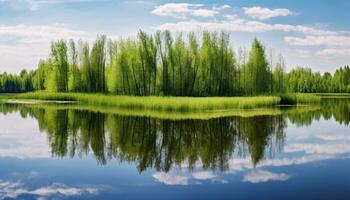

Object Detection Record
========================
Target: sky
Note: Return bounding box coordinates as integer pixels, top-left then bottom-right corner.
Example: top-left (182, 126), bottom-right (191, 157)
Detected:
top-left (0, 0), bottom-right (350, 74)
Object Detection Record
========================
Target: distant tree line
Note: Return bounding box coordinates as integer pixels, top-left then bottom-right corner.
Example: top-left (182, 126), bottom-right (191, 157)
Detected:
top-left (0, 70), bottom-right (34, 93)
top-left (285, 66), bottom-right (350, 93)
top-left (1, 30), bottom-right (350, 95)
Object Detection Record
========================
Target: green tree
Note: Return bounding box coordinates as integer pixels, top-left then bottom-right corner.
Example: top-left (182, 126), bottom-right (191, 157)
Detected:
top-left (49, 40), bottom-right (69, 92)
top-left (241, 38), bottom-right (271, 95)
top-left (90, 35), bottom-right (107, 92)
top-left (68, 40), bottom-right (81, 92)
top-left (273, 54), bottom-right (286, 93)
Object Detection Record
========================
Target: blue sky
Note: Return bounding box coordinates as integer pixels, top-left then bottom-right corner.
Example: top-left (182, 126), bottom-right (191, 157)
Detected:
top-left (1, 0), bottom-right (350, 73)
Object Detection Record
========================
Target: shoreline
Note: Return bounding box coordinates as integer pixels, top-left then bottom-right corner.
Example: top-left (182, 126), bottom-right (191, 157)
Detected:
top-left (1, 92), bottom-right (321, 111)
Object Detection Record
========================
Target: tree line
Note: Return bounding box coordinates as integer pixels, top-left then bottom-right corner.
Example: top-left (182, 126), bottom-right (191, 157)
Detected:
top-left (1, 30), bottom-right (350, 95)
top-left (285, 66), bottom-right (350, 93)
top-left (0, 70), bottom-right (34, 93)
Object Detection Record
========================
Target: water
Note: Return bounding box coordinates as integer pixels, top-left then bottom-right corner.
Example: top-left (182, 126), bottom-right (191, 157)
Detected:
top-left (0, 99), bottom-right (349, 200)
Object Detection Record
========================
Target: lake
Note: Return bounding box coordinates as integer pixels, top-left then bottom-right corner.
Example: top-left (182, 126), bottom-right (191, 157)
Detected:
top-left (0, 99), bottom-right (349, 200)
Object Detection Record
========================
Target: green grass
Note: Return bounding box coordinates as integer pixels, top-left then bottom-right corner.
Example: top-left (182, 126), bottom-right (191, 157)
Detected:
top-left (0, 94), bottom-right (15, 102)
top-left (2, 92), bottom-right (328, 114)
top-left (13, 92), bottom-right (282, 112)
top-left (315, 93), bottom-right (350, 98)
top-left (280, 93), bottom-right (321, 105)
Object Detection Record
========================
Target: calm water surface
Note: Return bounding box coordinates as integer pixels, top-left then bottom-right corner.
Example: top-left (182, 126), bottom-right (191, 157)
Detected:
top-left (0, 99), bottom-right (349, 200)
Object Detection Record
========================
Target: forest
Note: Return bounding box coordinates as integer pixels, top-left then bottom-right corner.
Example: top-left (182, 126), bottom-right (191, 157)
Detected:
top-left (1, 30), bottom-right (350, 95)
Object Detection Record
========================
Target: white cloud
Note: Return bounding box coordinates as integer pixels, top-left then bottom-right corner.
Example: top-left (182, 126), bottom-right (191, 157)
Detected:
top-left (0, 113), bottom-right (50, 158)
top-left (259, 154), bottom-right (333, 167)
top-left (0, 24), bottom-right (91, 73)
top-left (192, 9), bottom-right (218, 17)
top-left (192, 171), bottom-right (216, 180)
top-left (213, 4), bottom-right (231, 11)
top-left (152, 172), bottom-right (188, 185)
top-left (152, 170), bottom-right (229, 185)
top-left (285, 35), bottom-right (350, 48)
top-left (243, 6), bottom-right (294, 20)
top-left (294, 26), bottom-right (336, 36)
top-left (151, 3), bottom-right (202, 18)
top-left (151, 3), bottom-right (218, 18)
top-left (0, 181), bottom-right (99, 199)
top-left (316, 134), bottom-right (350, 142)
top-left (285, 33), bottom-right (350, 58)
top-left (285, 143), bottom-right (350, 155)
top-left (224, 14), bottom-right (240, 20)
top-left (317, 49), bottom-right (350, 56)
top-left (243, 170), bottom-right (290, 183)
top-left (0, 0), bottom-right (96, 11)
top-left (155, 18), bottom-right (335, 37)
top-left (0, 24), bottom-right (90, 43)
top-left (155, 19), bottom-right (286, 32)
top-left (225, 154), bottom-right (332, 173)
top-left (151, 3), bottom-right (348, 64)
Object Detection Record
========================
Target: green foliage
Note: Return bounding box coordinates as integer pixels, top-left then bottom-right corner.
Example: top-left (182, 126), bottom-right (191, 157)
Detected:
top-left (285, 66), bottom-right (350, 93)
top-left (241, 38), bottom-right (271, 95)
top-left (27, 31), bottom-right (271, 96)
top-left (90, 35), bottom-right (107, 92)
top-left (80, 41), bottom-right (91, 92)
top-left (2, 30), bottom-right (350, 97)
top-left (49, 40), bottom-right (69, 92)
top-left (33, 60), bottom-right (48, 90)
top-left (0, 70), bottom-right (34, 93)
top-left (280, 93), bottom-right (320, 105)
top-left (273, 54), bottom-right (286, 93)
top-left (196, 32), bottom-right (238, 96)
top-left (68, 40), bottom-right (82, 92)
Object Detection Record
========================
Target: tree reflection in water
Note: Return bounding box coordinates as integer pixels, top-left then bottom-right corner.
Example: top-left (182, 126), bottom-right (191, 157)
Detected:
top-left (0, 98), bottom-right (349, 173)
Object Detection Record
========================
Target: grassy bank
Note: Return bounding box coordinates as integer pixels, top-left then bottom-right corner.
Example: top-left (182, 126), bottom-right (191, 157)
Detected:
top-left (14, 92), bottom-right (282, 111)
top-left (280, 93), bottom-right (321, 105)
top-left (315, 93), bottom-right (350, 98)
top-left (6, 92), bottom-right (322, 112)
top-left (0, 94), bottom-right (15, 102)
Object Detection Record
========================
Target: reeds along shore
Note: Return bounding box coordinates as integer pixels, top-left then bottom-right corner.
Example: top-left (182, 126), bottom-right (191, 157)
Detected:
top-left (13, 92), bottom-right (321, 112)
